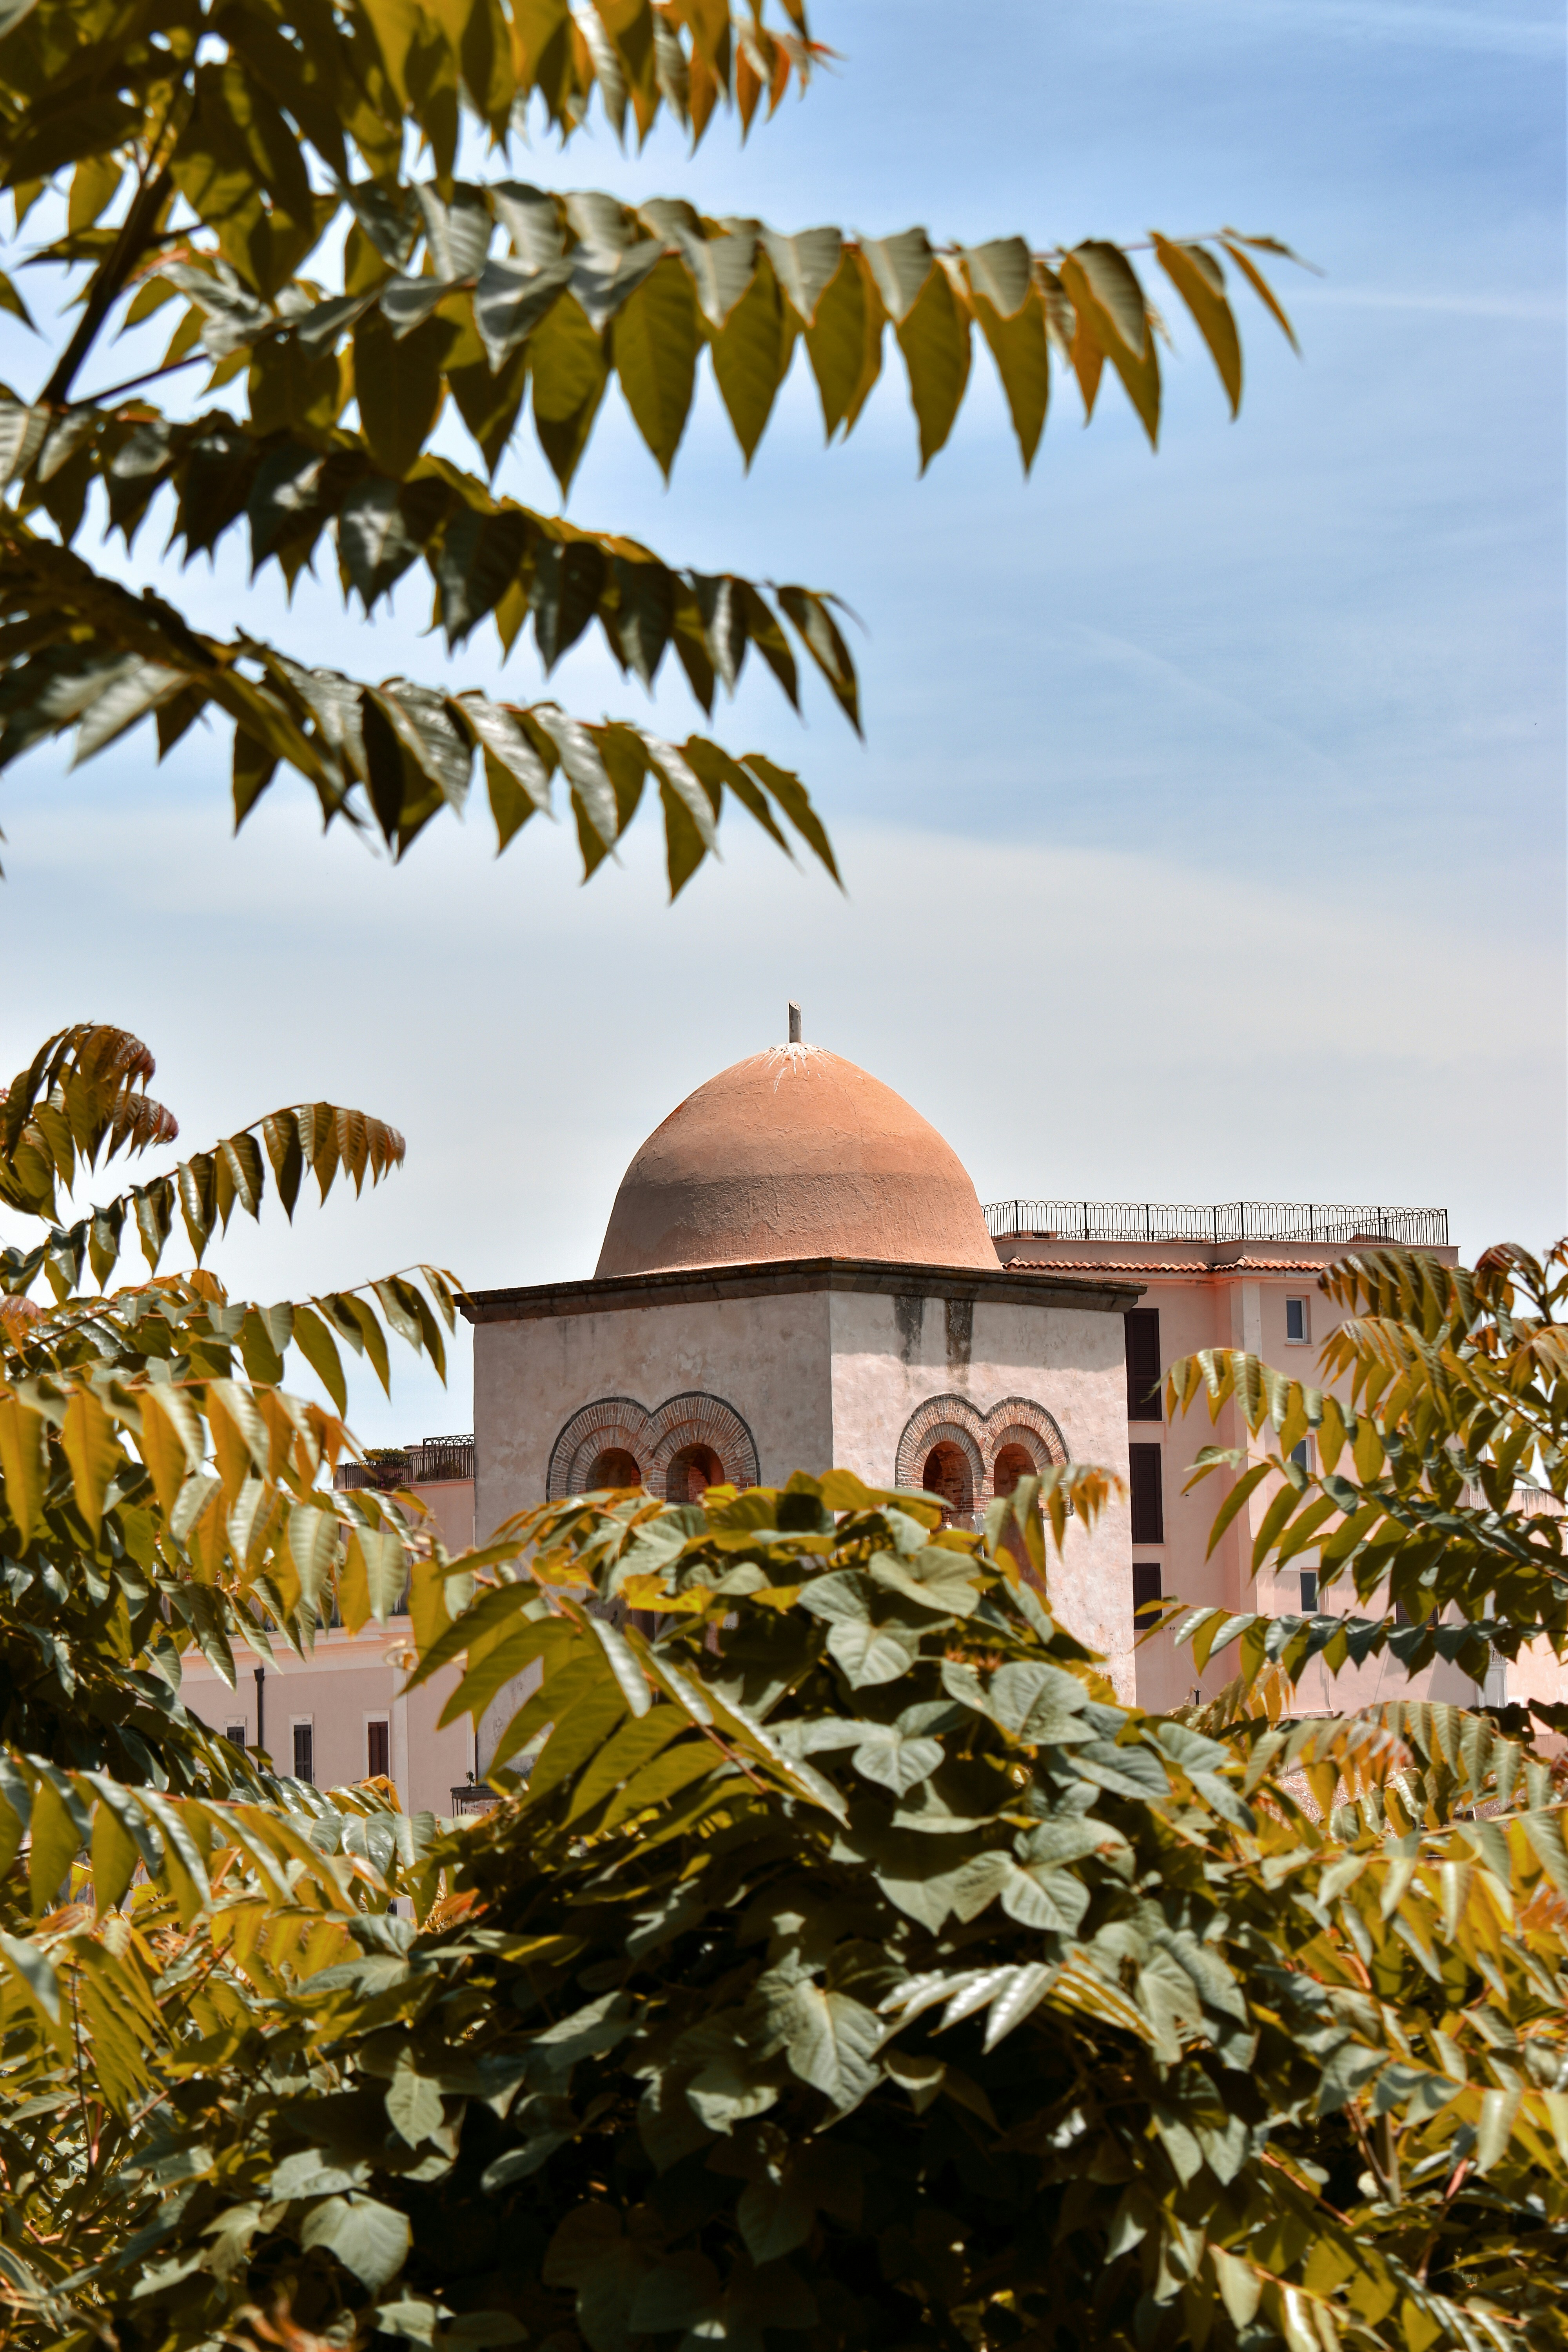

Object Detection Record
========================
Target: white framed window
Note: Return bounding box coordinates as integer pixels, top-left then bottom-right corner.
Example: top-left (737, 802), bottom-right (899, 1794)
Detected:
top-left (365, 1715), bottom-right (390, 1780)
top-left (290, 1718), bottom-right (314, 1784)
top-left (1285, 1296), bottom-right (1310, 1344)
top-left (225, 1722), bottom-right (247, 1749)
top-left (1299, 1568), bottom-right (1319, 1611)
top-left (1289, 1436), bottom-right (1312, 1472)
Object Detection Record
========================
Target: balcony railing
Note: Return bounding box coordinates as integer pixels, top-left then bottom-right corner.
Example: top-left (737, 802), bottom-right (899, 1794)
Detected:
top-left (984, 1201), bottom-right (1450, 1249)
top-left (335, 1435), bottom-right (475, 1493)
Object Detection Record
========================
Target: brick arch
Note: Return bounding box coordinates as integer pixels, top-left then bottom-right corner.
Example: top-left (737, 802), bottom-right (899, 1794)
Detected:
top-left (984, 1400), bottom-right (1068, 1481)
top-left (546, 1392), bottom-right (759, 1503)
top-left (895, 1395), bottom-right (988, 1498)
top-left (643, 1392), bottom-right (759, 1501)
top-left (548, 1396), bottom-right (653, 1500)
top-left (895, 1394), bottom-right (1071, 1510)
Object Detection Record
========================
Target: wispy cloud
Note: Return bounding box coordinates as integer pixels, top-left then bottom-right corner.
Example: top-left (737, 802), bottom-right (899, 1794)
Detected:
top-left (1123, 0), bottom-right (1563, 58)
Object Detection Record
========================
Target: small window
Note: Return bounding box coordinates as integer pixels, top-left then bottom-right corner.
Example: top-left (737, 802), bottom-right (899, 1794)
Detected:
top-left (367, 1720), bottom-right (390, 1780)
top-left (225, 1723), bottom-right (247, 1748)
top-left (1285, 1297), bottom-right (1310, 1344)
top-left (1132, 1562), bottom-right (1163, 1631)
top-left (1299, 1569), bottom-right (1318, 1612)
top-left (1128, 1445), bottom-right (1164, 1544)
top-left (1290, 1437), bottom-right (1311, 1472)
top-left (1124, 1309), bottom-right (1163, 1421)
top-left (292, 1721), bottom-right (314, 1784)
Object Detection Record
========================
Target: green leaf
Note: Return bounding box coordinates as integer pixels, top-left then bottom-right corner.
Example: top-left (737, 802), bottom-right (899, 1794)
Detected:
top-left (612, 255), bottom-right (699, 477)
top-left (895, 258), bottom-right (972, 472)
top-left (528, 295), bottom-right (610, 494)
top-left (0, 1928), bottom-right (60, 2025)
top-left (762, 225), bottom-right (843, 326)
top-left (849, 1725), bottom-right (944, 1795)
top-left (27, 1775), bottom-right (82, 1915)
top-left (386, 2055), bottom-right (446, 2148)
top-left (868, 1544), bottom-right (981, 1618)
top-left (802, 249), bottom-right (881, 439)
top-left (0, 267), bottom-right (33, 330)
top-left (709, 249), bottom-right (795, 464)
top-left (860, 229), bottom-right (935, 325)
top-left (354, 309), bottom-right (446, 477)
top-left (1151, 234), bottom-right (1241, 416)
top-left (290, 1304), bottom-right (347, 1414)
top-left (472, 254), bottom-right (572, 371)
top-left (59, 1384), bottom-right (119, 1540)
top-left (970, 284), bottom-right (1049, 471)
top-left (777, 1982), bottom-right (884, 2110)
top-left (300, 2194), bottom-right (412, 2290)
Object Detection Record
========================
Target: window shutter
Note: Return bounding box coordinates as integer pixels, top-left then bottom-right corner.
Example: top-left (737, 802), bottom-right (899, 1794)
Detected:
top-left (1124, 1309), bottom-right (1163, 1421)
top-left (1129, 1444), bottom-right (1164, 1543)
top-left (1132, 1562), bottom-right (1162, 1630)
top-left (368, 1720), bottom-right (390, 1779)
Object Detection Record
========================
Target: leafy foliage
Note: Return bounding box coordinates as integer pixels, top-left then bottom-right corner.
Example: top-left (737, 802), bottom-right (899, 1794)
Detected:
top-left (1167, 1243), bottom-right (1568, 1712)
top-left (2, 1462), bottom-right (1567, 2352)
top-left (0, 0), bottom-right (1300, 889)
top-left (0, 1024), bottom-right (464, 1791)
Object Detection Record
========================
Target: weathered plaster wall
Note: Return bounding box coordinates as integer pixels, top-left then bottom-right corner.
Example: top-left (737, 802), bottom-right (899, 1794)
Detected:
top-left (473, 1290), bottom-right (835, 1768)
top-left (826, 1289), bottom-right (1136, 1693)
top-left (473, 1289), bottom-right (835, 1533)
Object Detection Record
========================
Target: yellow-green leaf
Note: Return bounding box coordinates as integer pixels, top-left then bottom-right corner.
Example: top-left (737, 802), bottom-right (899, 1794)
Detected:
top-left (1151, 233), bottom-right (1241, 417)
top-left (894, 258), bottom-right (972, 474)
top-left (971, 285), bottom-right (1049, 472)
top-left (612, 255), bottom-right (699, 477)
top-left (709, 249), bottom-right (796, 465)
top-left (0, 1393), bottom-right (48, 1546)
top-left (29, 1775), bottom-right (81, 1916)
top-left (803, 250), bottom-right (882, 440)
top-left (60, 1385), bottom-right (120, 1541)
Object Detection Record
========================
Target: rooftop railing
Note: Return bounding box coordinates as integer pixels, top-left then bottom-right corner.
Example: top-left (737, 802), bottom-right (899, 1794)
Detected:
top-left (335, 1435), bottom-right (475, 1492)
top-left (983, 1201), bottom-right (1450, 1249)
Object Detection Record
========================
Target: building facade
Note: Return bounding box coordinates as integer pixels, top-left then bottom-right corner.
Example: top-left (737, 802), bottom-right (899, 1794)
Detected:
top-left (184, 1040), bottom-right (1539, 1800)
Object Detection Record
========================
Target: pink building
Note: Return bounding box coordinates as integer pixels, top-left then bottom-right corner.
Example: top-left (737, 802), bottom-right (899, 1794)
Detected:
top-left (180, 1443), bottom-right (478, 1815)
top-left (987, 1205), bottom-right (1491, 1713)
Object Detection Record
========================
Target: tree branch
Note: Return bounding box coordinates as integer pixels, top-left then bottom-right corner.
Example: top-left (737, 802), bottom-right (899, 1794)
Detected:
top-left (40, 162), bottom-right (175, 409)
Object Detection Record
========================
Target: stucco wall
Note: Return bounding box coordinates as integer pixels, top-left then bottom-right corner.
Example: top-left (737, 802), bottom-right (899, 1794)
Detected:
top-left (180, 1630), bottom-right (473, 1820)
top-left (472, 1289), bottom-right (836, 1768)
top-left (473, 1289), bottom-right (836, 1530)
top-left (827, 1289), bottom-right (1136, 1695)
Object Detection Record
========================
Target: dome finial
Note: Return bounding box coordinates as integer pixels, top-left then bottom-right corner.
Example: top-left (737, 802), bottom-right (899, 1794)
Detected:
top-left (788, 1000), bottom-right (802, 1044)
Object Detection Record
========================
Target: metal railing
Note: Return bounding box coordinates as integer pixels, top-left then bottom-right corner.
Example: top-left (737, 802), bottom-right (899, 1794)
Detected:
top-left (335, 1435), bottom-right (475, 1492)
top-left (449, 1784), bottom-right (500, 1816)
top-left (984, 1201), bottom-right (1449, 1249)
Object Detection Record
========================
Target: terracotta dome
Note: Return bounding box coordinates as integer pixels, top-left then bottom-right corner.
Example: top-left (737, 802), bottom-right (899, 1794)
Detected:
top-left (595, 1045), bottom-right (998, 1278)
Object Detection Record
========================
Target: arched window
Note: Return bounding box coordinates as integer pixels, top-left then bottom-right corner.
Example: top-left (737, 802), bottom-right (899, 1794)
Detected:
top-left (587, 1447), bottom-right (642, 1490)
top-left (667, 1442), bottom-right (724, 1504)
top-left (992, 1441), bottom-right (1037, 1497)
top-left (922, 1440), bottom-right (973, 1524)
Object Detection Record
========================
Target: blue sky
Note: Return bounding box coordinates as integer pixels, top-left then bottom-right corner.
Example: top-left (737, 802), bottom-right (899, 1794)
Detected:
top-left (0, 0), bottom-right (1562, 1444)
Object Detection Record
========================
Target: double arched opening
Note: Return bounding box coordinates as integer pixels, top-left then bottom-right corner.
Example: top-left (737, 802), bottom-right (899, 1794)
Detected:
top-left (897, 1396), bottom-right (1070, 1527)
top-left (549, 1394), bottom-right (759, 1505)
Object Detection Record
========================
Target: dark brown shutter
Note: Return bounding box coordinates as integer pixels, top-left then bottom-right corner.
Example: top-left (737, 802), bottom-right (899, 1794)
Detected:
top-left (1124, 1308), bottom-right (1163, 1421)
top-left (1129, 1443), bottom-right (1165, 1543)
top-left (367, 1720), bottom-right (390, 1779)
top-left (1132, 1562), bottom-right (1162, 1630)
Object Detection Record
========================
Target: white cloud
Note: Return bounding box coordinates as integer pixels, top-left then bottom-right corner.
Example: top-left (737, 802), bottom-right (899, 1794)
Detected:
top-left (3, 795), bottom-right (1559, 1445)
